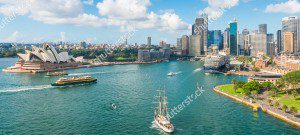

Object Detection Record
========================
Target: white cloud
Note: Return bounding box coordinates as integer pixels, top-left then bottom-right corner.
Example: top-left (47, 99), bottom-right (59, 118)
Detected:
top-left (0, 0), bottom-right (189, 32)
top-left (1, 31), bottom-right (22, 42)
top-left (83, 0), bottom-right (94, 5)
top-left (265, 0), bottom-right (300, 14)
top-left (199, 0), bottom-right (239, 21)
top-left (97, 0), bottom-right (150, 20)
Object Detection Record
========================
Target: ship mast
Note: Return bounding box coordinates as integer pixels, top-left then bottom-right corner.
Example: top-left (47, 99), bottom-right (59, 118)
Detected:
top-left (163, 86), bottom-right (169, 120)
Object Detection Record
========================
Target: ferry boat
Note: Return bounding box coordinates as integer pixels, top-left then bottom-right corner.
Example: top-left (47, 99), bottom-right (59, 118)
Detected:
top-left (46, 72), bottom-right (68, 76)
top-left (51, 76), bottom-right (97, 86)
top-left (153, 88), bottom-right (174, 133)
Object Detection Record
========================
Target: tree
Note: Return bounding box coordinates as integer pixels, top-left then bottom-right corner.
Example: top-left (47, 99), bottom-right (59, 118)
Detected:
top-left (261, 82), bottom-right (273, 91)
top-left (242, 81), bottom-right (261, 94)
top-left (274, 101), bottom-right (280, 108)
top-left (267, 99), bottom-right (272, 106)
top-left (282, 105), bottom-right (288, 112)
top-left (251, 91), bottom-right (258, 100)
top-left (290, 107), bottom-right (298, 116)
top-left (232, 78), bottom-right (237, 92)
top-left (281, 70), bottom-right (300, 92)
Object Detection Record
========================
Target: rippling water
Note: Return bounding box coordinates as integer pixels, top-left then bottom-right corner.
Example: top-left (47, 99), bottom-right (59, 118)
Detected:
top-left (0, 58), bottom-right (299, 134)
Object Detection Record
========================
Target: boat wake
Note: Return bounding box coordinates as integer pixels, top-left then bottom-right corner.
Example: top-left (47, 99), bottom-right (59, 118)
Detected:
top-left (68, 71), bottom-right (106, 76)
top-left (0, 85), bottom-right (53, 93)
top-left (193, 68), bottom-right (203, 73)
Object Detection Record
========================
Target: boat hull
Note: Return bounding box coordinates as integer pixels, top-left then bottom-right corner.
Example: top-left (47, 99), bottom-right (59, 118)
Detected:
top-left (154, 117), bottom-right (174, 133)
top-left (51, 79), bottom-right (97, 86)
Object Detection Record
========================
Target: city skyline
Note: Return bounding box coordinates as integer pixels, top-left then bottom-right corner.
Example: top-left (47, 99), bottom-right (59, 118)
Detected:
top-left (0, 0), bottom-right (300, 44)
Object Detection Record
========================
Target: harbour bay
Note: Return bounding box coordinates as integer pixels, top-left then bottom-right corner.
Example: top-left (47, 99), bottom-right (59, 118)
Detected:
top-left (0, 58), bottom-right (299, 134)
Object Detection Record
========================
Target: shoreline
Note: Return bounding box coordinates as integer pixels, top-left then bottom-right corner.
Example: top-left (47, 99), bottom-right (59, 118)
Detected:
top-left (213, 85), bottom-right (300, 127)
top-left (2, 61), bottom-right (162, 73)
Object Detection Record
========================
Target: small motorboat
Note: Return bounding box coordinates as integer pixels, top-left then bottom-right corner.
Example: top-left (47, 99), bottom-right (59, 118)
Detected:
top-left (167, 72), bottom-right (176, 76)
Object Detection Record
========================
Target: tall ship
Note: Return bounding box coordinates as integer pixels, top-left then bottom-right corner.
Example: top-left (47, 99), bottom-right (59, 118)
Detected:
top-left (51, 76), bottom-right (97, 86)
top-left (153, 87), bottom-right (174, 133)
top-left (204, 53), bottom-right (230, 72)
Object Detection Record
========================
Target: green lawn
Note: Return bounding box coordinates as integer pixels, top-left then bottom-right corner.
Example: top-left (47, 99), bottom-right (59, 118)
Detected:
top-left (279, 99), bottom-right (300, 110)
top-left (219, 85), bottom-right (245, 98)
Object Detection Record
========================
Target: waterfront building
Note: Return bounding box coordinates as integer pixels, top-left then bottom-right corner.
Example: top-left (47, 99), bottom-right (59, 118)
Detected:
top-left (3, 44), bottom-right (83, 73)
top-left (189, 35), bottom-right (203, 56)
top-left (277, 30), bottom-right (282, 53)
top-left (229, 18), bottom-right (238, 56)
top-left (283, 32), bottom-right (294, 53)
top-left (282, 16), bottom-right (300, 54)
top-left (138, 50), bottom-right (151, 62)
top-left (147, 37), bottom-right (151, 46)
top-left (259, 24), bottom-right (267, 34)
top-left (248, 73), bottom-right (282, 85)
top-left (181, 35), bottom-right (189, 56)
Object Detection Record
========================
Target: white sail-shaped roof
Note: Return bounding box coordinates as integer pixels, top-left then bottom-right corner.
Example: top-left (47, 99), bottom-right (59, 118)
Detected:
top-left (17, 44), bottom-right (77, 63)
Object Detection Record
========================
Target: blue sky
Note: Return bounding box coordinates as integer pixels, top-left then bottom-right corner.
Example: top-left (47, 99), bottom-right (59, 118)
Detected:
top-left (0, 0), bottom-right (299, 44)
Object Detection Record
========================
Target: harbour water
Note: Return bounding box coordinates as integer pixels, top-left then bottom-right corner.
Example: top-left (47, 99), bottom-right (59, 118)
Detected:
top-left (0, 58), bottom-right (299, 134)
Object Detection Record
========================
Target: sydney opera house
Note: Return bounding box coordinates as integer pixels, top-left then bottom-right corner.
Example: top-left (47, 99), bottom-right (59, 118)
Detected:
top-left (3, 44), bottom-right (84, 73)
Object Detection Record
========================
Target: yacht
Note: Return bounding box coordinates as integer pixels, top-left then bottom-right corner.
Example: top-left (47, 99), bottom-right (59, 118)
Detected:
top-left (167, 72), bottom-right (176, 76)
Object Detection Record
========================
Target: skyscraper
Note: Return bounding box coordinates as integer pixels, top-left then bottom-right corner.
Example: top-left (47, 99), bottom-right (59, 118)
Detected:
top-left (277, 30), bottom-right (282, 53)
top-left (191, 16), bottom-right (208, 53)
top-left (181, 35), bottom-right (189, 56)
top-left (177, 38), bottom-right (182, 53)
top-left (283, 32), bottom-right (294, 53)
top-left (267, 34), bottom-right (274, 43)
top-left (229, 18), bottom-right (238, 56)
top-left (259, 24), bottom-right (267, 34)
top-left (282, 16), bottom-right (300, 54)
top-left (189, 35), bottom-right (203, 56)
top-left (147, 37), bottom-right (151, 46)
top-left (208, 30), bottom-right (223, 50)
top-left (223, 28), bottom-right (230, 49)
top-left (247, 32), bottom-right (267, 56)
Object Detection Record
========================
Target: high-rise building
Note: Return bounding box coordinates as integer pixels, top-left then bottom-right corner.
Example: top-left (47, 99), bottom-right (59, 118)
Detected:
top-left (277, 30), bottom-right (282, 53)
top-left (191, 16), bottom-right (207, 53)
top-left (283, 32), bottom-right (294, 53)
top-left (267, 42), bottom-right (276, 56)
top-left (259, 24), bottom-right (267, 34)
top-left (181, 35), bottom-right (189, 56)
top-left (208, 30), bottom-right (223, 50)
top-left (189, 35), bottom-right (203, 56)
top-left (248, 33), bottom-right (267, 56)
top-left (242, 29), bottom-right (250, 55)
top-left (238, 33), bottom-right (244, 55)
top-left (267, 34), bottom-right (274, 43)
top-left (223, 28), bottom-right (230, 49)
top-left (282, 16), bottom-right (300, 54)
top-left (242, 29), bottom-right (250, 35)
top-left (177, 38), bottom-right (182, 53)
top-left (147, 37), bottom-right (151, 46)
top-left (267, 34), bottom-right (275, 56)
top-left (229, 18), bottom-right (238, 56)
